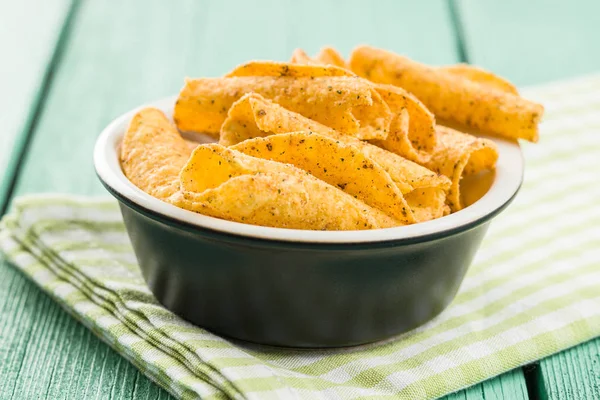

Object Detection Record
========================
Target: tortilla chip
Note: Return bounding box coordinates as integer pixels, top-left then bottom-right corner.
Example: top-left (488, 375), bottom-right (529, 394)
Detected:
top-left (425, 126), bottom-right (498, 212)
top-left (220, 93), bottom-right (450, 221)
top-left (315, 47), bottom-right (348, 68)
top-left (227, 61), bottom-right (392, 140)
top-left (177, 144), bottom-right (399, 230)
top-left (232, 131), bottom-right (414, 224)
top-left (120, 108), bottom-right (192, 201)
top-left (371, 84), bottom-right (436, 164)
top-left (219, 93), bottom-right (327, 146)
top-left (356, 142), bottom-right (449, 196)
top-left (288, 52), bottom-right (434, 153)
top-left (175, 76), bottom-right (382, 138)
top-left (440, 64), bottom-right (519, 95)
top-left (349, 45), bottom-right (544, 142)
top-left (290, 48), bottom-right (316, 65)
top-left (351, 89), bottom-right (392, 140)
top-left (404, 187), bottom-right (448, 222)
top-left (226, 60), bottom-right (353, 78)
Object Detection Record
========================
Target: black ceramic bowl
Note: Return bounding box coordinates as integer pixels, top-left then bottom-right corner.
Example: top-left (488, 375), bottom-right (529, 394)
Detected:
top-left (94, 97), bottom-right (523, 348)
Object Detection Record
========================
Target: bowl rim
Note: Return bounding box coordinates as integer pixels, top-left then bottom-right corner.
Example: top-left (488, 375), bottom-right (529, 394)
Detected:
top-left (94, 96), bottom-right (524, 244)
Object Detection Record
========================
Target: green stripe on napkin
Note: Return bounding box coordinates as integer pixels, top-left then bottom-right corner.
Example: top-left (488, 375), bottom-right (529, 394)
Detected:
top-left (1, 74), bottom-right (600, 399)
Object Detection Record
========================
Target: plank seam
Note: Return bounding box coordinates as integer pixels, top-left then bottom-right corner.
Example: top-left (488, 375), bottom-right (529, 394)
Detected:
top-left (0, 0), bottom-right (82, 217)
top-left (128, 370), bottom-right (141, 400)
top-left (524, 363), bottom-right (545, 400)
top-left (447, 0), bottom-right (469, 63)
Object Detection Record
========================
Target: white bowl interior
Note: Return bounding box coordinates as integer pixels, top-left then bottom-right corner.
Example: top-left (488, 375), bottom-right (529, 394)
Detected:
top-left (94, 96), bottom-right (523, 244)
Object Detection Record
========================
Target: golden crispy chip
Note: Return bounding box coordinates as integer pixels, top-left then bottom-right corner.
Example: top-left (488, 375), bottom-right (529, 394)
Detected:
top-left (231, 131), bottom-right (414, 224)
top-left (360, 142), bottom-right (449, 221)
top-left (176, 173), bottom-right (400, 230)
top-left (226, 60), bottom-right (353, 78)
top-left (349, 45), bottom-right (544, 142)
top-left (315, 47), bottom-right (348, 68)
top-left (356, 142), bottom-right (448, 194)
top-left (227, 61), bottom-right (392, 140)
top-left (440, 64), bottom-right (519, 95)
top-left (120, 108), bottom-right (192, 201)
top-left (372, 84), bottom-right (436, 164)
top-left (219, 94), bottom-right (450, 221)
top-left (404, 187), bottom-right (448, 222)
top-left (425, 126), bottom-right (498, 212)
top-left (290, 48), bottom-right (318, 64)
top-left (287, 53), bottom-right (432, 149)
top-left (177, 144), bottom-right (399, 230)
top-left (175, 76), bottom-right (379, 138)
top-left (460, 169), bottom-right (496, 209)
top-left (219, 93), bottom-right (327, 146)
top-left (351, 89), bottom-right (392, 140)
top-left (221, 93), bottom-right (425, 192)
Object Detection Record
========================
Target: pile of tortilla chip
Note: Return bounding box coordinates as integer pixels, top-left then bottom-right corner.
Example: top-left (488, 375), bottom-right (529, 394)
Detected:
top-left (120, 45), bottom-right (543, 231)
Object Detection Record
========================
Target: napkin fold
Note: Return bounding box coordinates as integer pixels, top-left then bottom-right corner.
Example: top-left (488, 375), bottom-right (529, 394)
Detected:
top-left (1, 74), bottom-right (600, 400)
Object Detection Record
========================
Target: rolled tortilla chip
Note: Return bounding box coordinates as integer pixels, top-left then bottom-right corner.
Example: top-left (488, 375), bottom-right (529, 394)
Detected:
top-left (290, 47), bottom-right (349, 69)
top-left (290, 48), bottom-right (316, 65)
top-left (177, 144), bottom-right (399, 230)
top-left (289, 51), bottom-right (436, 162)
top-left (315, 47), bottom-right (348, 68)
top-left (349, 45), bottom-right (544, 142)
top-left (226, 60), bottom-right (353, 78)
top-left (440, 64), bottom-right (519, 95)
top-left (371, 84), bottom-right (436, 164)
top-left (220, 93), bottom-right (450, 221)
top-left (232, 132), bottom-right (415, 224)
top-left (228, 61), bottom-right (391, 140)
top-left (425, 126), bottom-right (498, 212)
top-left (174, 75), bottom-right (383, 139)
top-left (120, 107), bottom-right (192, 201)
top-left (403, 186), bottom-right (449, 222)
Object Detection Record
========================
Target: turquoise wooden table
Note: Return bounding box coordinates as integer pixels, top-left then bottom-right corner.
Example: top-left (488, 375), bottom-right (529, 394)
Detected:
top-left (1, 0), bottom-right (599, 398)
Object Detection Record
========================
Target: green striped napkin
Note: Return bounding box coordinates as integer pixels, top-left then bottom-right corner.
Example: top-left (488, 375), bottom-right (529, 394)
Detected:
top-left (1, 74), bottom-right (600, 400)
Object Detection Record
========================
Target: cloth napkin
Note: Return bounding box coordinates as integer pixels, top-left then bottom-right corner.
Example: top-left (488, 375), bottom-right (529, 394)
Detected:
top-left (1, 74), bottom-right (600, 400)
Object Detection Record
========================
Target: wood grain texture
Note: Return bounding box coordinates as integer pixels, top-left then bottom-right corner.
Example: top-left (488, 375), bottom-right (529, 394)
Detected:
top-left (535, 340), bottom-right (600, 400)
top-left (0, 0), bottom-right (530, 399)
top-left (445, 369), bottom-right (528, 400)
top-left (0, 0), bottom-right (72, 210)
top-left (455, 0), bottom-right (600, 86)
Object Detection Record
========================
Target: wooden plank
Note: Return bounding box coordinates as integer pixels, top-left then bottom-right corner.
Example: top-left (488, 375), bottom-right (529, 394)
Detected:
top-left (455, 0), bottom-right (600, 86)
top-left (445, 369), bottom-right (529, 400)
top-left (0, 0), bottom-right (526, 399)
top-left (0, 0), bottom-right (73, 211)
top-left (535, 341), bottom-right (600, 400)
top-left (455, 1), bottom-right (600, 398)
